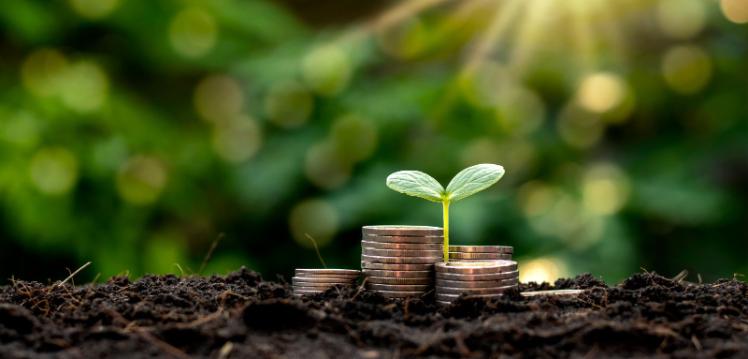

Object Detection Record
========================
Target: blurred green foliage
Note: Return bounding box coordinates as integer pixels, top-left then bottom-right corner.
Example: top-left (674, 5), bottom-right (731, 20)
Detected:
top-left (0, 0), bottom-right (747, 284)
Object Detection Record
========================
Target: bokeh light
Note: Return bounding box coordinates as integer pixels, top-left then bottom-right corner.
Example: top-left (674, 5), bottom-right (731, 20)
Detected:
top-left (67, 0), bottom-right (120, 20)
top-left (581, 163), bottom-right (631, 216)
top-left (264, 81), bottom-right (314, 129)
top-left (494, 85), bottom-right (546, 135)
top-left (116, 155), bottom-right (168, 206)
top-left (169, 7), bottom-right (218, 58)
top-left (520, 257), bottom-right (568, 283)
top-left (21, 48), bottom-right (68, 98)
top-left (59, 60), bottom-right (109, 113)
top-left (211, 115), bottom-right (263, 163)
top-left (301, 45), bottom-right (352, 96)
top-left (29, 147), bottom-right (79, 196)
top-left (194, 74), bottom-right (244, 124)
top-left (330, 114), bottom-right (378, 163)
top-left (721, 0), bottom-right (748, 24)
top-left (289, 199), bottom-right (339, 248)
top-left (557, 104), bottom-right (604, 149)
top-left (305, 141), bottom-right (351, 190)
top-left (576, 72), bottom-right (627, 114)
top-left (657, 0), bottom-right (706, 39)
top-left (517, 181), bottom-right (557, 217)
top-left (662, 45), bottom-right (712, 94)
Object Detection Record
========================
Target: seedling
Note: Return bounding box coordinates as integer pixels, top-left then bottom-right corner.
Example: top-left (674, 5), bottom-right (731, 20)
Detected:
top-left (386, 163), bottom-right (505, 262)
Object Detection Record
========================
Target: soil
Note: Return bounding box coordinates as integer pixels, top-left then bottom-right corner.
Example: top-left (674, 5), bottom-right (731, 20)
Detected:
top-left (1, 268), bottom-right (747, 358)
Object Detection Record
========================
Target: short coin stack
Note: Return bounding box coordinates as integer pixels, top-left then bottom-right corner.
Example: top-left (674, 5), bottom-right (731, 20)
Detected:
top-left (292, 269), bottom-right (361, 296)
top-left (449, 245), bottom-right (513, 261)
top-left (361, 225), bottom-right (443, 298)
top-left (435, 260), bottom-right (519, 304)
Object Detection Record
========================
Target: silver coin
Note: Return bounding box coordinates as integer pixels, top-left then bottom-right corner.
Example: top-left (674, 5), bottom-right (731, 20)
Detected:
top-left (435, 260), bottom-right (517, 274)
top-left (436, 270), bottom-right (519, 281)
top-left (436, 300), bottom-right (452, 305)
top-left (292, 282), bottom-right (348, 289)
top-left (367, 283), bottom-right (431, 291)
top-left (363, 234), bottom-right (443, 244)
top-left (362, 241), bottom-right (442, 251)
top-left (436, 278), bottom-right (516, 288)
top-left (449, 245), bottom-right (513, 254)
top-left (292, 279), bottom-right (355, 287)
top-left (291, 276), bottom-right (357, 283)
top-left (362, 255), bottom-right (441, 264)
top-left (366, 276), bottom-right (433, 285)
top-left (436, 285), bottom-right (516, 295)
top-left (362, 225), bottom-right (442, 237)
top-left (448, 252), bottom-right (512, 260)
top-left (293, 288), bottom-right (325, 295)
top-left (295, 269), bottom-right (361, 276)
top-left (372, 290), bottom-right (426, 298)
top-left (436, 293), bottom-right (503, 301)
top-left (520, 289), bottom-right (585, 297)
top-left (362, 269), bottom-right (432, 278)
top-left (361, 262), bottom-right (435, 271)
top-left (363, 248), bottom-right (443, 258)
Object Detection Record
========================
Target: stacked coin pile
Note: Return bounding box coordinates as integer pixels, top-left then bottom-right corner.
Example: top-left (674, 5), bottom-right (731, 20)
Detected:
top-left (292, 269), bottom-right (361, 296)
top-left (435, 260), bottom-right (519, 304)
top-left (361, 225), bottom-right (443, 298)
top-left (449, 245), bottom-right (513, 261)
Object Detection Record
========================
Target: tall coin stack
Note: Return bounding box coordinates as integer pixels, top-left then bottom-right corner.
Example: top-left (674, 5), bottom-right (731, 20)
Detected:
top-left (361, 225), bottom-right (443, 298)
top-left (292, 269), bottom-right (361, 296)
top-left (449, 245), bottom-right (513, 261)
top-left (435, 260), bottom-right (519, 305)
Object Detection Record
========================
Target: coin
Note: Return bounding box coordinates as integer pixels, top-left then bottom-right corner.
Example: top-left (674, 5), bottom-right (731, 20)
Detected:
top-left (362, 241), bottom-right (442, 251)
top-left (449, 245), bottom-right (513, 254)
top-left (374, 290), bottom-right (426, 298)
top-left (361, 262), bottom-right (435, 271)
top-left (362, 270), bottom-right (432, 278)
top-left (435, 260), bottom-right (517, 274)
top-left (436, 300), bottom-right (452, 305)
top-left (362, 225), bottom-right (442, 237)
top-left (367, 283), bottom-right (431, 291)
top-left (362, 234), bottom-right (444, 244)
top-left (292, 275), bottom-right (357, 282)
top-left (436, 293), bottom-right (503, 301)
top-left (366, 276), bottom-right (433, 285)
top-left (363, 248), bottom-right (443, 258)
top-left (293, 288), bottom-right (326, 294)
top-left (520, 289), bottom-right (585, 297)
top-left (362, 254), bottom-right (441, 264)
top-left (436, 285), bottom-right (516, 295)
top-left (295, 269), bottom-right (361, 276)
top-left (436, 270), bottom-right (519, 281)
top-left (448, 252), bottom-right (512, 260)
top-left (293, 282), bottom-right (350, 289)
top-left (436, 278), bottom-right (516, 288)
top-left (292, 278), bottom-right (355, 286)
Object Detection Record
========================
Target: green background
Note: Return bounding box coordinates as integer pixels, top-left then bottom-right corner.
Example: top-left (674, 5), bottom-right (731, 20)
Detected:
top-left (1, 0), bottom-right (746, 284)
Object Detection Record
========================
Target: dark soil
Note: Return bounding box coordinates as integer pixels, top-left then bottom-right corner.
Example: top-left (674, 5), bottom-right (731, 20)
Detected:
top-left (1, 269), bottom-right (747, 358)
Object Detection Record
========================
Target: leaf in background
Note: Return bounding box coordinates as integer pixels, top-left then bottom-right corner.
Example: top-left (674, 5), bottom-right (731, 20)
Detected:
top-left (386, 170), bottom-right (444, 202)
top-left (445, 163), bottom-right (504, 202)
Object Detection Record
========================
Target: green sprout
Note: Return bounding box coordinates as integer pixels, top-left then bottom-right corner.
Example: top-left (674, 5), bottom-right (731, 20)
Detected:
top-left (386, 163), bottom-right (505, 262)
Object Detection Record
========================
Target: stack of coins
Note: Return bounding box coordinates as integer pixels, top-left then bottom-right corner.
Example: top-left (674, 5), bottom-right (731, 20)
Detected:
top-left (449, 245), bottom-right (513, 261)
top-left (361, 225), bottom-right (443, 298)
top-left (435, 260), bottom-right (519, 304)
top-left (292, 269), bottom-right (361, 296)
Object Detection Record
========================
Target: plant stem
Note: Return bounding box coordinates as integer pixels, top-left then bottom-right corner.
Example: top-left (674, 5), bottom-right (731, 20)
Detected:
top-left (442, 200), bottom-right (450, 262)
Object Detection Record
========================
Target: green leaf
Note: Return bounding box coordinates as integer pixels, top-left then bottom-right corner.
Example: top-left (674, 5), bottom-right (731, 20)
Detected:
top-left (445, 164), bottom-right (504, 202)
top-left (386, 170), bottom-right (445, 202)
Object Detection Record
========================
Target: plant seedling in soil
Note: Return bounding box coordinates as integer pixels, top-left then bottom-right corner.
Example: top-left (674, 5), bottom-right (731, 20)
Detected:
top-left (386, 163), bottom-right (505, 262)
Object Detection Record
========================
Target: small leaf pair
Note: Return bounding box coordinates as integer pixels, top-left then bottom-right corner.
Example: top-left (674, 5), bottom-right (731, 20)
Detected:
top-left (386, 164), bottom-right (505, 262)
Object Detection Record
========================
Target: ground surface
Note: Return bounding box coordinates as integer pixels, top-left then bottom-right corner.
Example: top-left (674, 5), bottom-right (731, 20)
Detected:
top-left (0, 268), bottom-right (747, 358)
